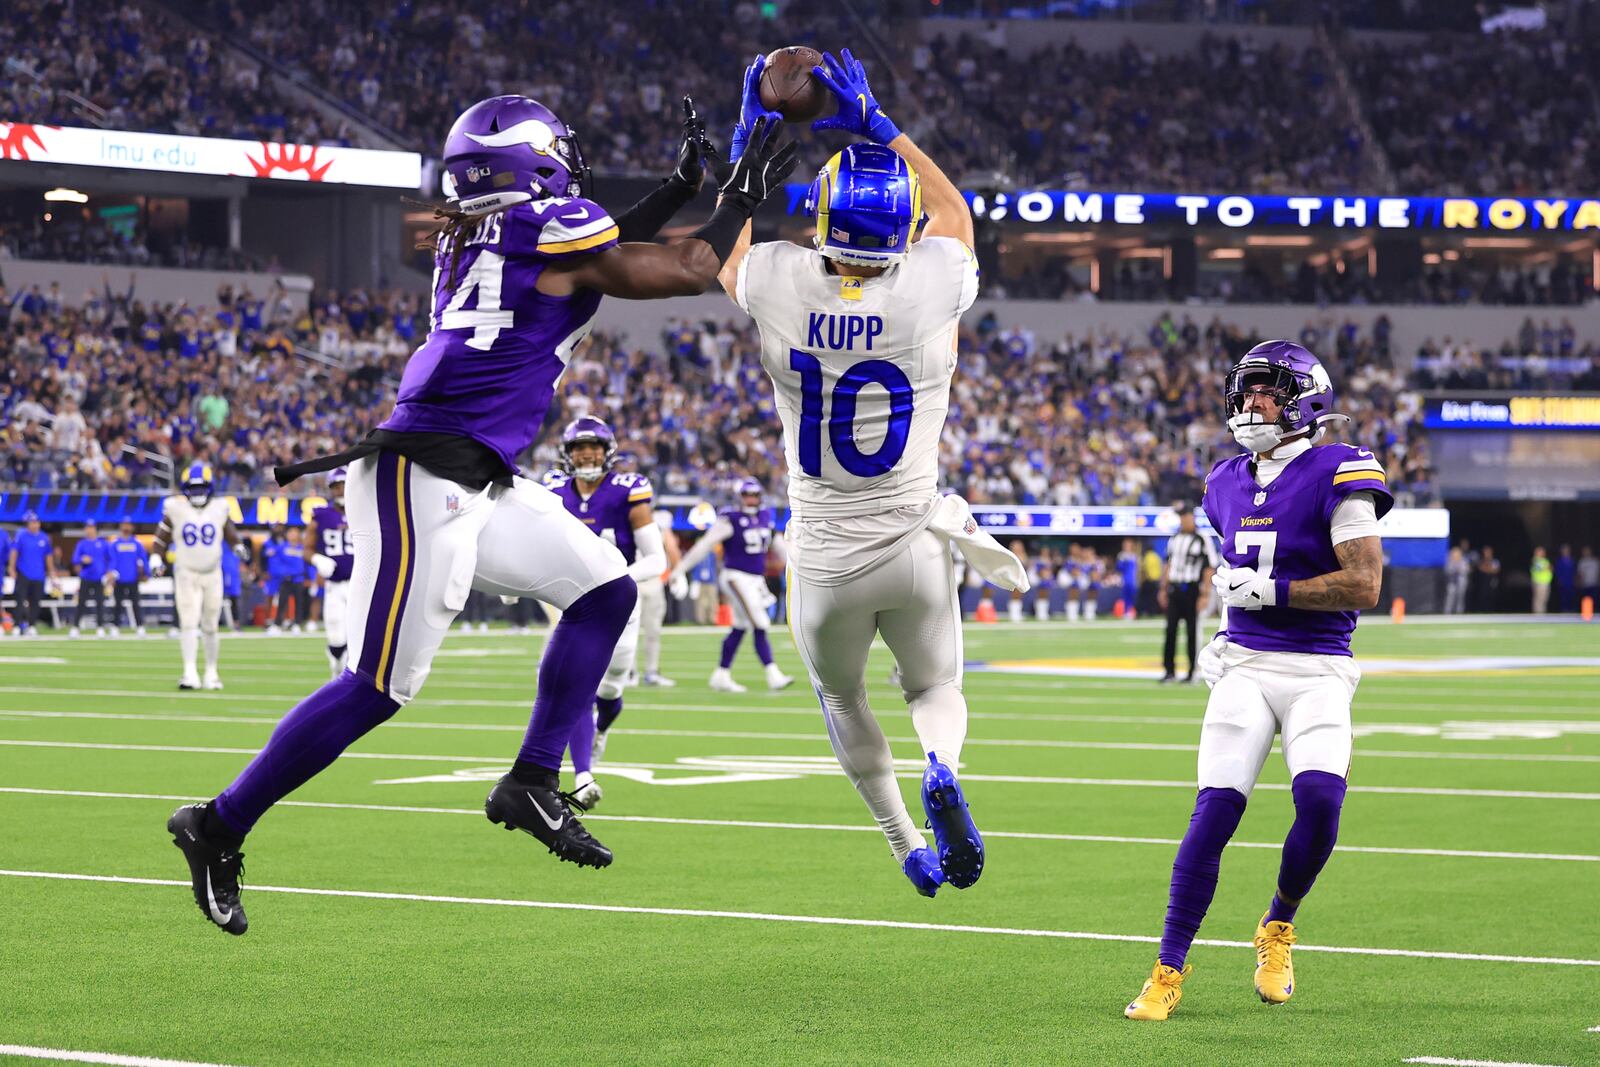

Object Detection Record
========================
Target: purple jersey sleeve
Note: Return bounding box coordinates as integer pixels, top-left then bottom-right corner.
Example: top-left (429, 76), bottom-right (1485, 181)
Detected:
top-left (504, 197), bottom-right (619, 261)
top-left (1322, 444), bottom-right (1395, 522)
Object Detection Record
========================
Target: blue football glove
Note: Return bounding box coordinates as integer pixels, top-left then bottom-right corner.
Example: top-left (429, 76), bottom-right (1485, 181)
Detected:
top-left (731, 53), bottom-right (783, 164)
top-left (809, 48), bottom-right (901, 145)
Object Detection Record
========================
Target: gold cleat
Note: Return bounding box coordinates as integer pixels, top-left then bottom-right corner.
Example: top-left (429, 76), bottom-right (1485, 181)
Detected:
top-left (1253, 914), bottom-right (1297, 1003)
top-left (1125, 961), bottom-right (1191, 1020)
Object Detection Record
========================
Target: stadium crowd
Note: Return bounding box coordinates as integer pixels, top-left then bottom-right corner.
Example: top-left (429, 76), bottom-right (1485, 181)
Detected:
top-left (13, 268), bottom-right (1600, 508)
top-left (1, 0), bottom-right (347, 145)
top-left (6, 0), bottom-right (1590, 200)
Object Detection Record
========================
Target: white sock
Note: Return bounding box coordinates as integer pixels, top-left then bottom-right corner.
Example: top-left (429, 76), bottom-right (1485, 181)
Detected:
top-left (1007, 599), bottom-right (1023, 622)
top-left (905, 682), bottom-right (967, 773)
top-left (202, 630), bottom-right (219, 673)
top-left (179, 629), bottom-right (199, 675)
top-left (821, 697), bottom-right (921, 861)
top-left (1084, 599), bottom-right (1097, 620)
top-left (1066, 600), bottom-right (1081, 621)
top-left (1034, 598), bottom-right (1050, 620)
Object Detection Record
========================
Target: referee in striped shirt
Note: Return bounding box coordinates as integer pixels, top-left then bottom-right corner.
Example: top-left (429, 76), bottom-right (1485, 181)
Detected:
top-left (1160, 504), bottom-right (1219, 684)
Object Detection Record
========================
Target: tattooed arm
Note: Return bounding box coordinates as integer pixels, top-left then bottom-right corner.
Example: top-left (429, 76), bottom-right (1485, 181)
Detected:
top-left (1287, 536), bottom-right (1383, 611)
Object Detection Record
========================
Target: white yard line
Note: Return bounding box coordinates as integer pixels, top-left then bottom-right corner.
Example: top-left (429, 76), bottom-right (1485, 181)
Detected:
top-left (5, 787), bottom-right (1596, 863)
top-left (3, 738), bottom-right (1596, 799)
top-left (3, 867), bottom-right (1598, 968)
top-left (1403, 1058), bottom-right (1572, 1067)
top-left (0, 1046), bottom-right (245, 1067)
top-left (5, 709), bottom-right (1598, 765)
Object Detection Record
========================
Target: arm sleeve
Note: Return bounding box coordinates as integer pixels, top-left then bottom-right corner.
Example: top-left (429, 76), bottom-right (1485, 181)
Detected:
top-left (626, 521), bottom-right (667, 582)
top-left (671, 519), bottom-right (733, 580)
top-left (508, 199), bottom-right (620, 261)
top-left (1330, 493), bottom-right (1381, 545)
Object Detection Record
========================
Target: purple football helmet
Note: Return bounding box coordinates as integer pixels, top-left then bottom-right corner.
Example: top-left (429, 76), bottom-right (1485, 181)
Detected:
top-left (560, 416), bottom-right (617, 480)
top-left (737, 477), bottom-right (763, 512)
top-left (328, 466), bottom-right (348, 486)
top-left (1224, 340), bottom-right (1345, 450)
top-left (441, 95), bottom-right (590, 215)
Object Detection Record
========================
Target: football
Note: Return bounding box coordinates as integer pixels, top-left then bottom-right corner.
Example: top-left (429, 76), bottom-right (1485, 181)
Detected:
top-left (759, 45), bottom-right (831, 123)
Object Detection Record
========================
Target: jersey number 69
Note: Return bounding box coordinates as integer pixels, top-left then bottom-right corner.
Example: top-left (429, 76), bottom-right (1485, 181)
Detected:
top-left (789, 350), bottom-right (913, 478)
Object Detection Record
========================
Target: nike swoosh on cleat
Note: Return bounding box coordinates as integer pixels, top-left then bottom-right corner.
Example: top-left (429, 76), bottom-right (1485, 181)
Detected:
top-left (527, 792), bottom-right (564, 831)
top-left (204, 868), bottom-right (232, 925)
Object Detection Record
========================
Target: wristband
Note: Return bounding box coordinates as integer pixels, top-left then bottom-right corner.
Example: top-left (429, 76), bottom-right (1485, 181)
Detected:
top-left (1274, 578), bottom-right (1291, 607)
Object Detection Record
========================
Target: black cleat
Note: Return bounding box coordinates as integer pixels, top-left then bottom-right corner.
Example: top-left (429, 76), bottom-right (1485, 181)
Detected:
top-left (167, 803), bottom-right (248, 935)
top-left (485, 773), bottom-right (613, 868)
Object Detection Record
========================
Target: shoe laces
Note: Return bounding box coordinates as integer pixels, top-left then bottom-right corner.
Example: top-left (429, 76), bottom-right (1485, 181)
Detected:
top-left (1257, 924), bottom-right (1296, 969)
top-left (556, 788), bottom-right (590, 815)
top-left (215, 851), bottom-right (246, 899)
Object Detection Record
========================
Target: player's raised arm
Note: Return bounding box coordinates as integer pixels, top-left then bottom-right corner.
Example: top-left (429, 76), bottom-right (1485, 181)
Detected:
top-left (543, 118), bottom-right (796, 300)
top-left (717, 54), bottom-right (784, 298)
top-left (669, 518), bottom-right (733, 583)
top-left (810, 48), bottom-right (974, 249)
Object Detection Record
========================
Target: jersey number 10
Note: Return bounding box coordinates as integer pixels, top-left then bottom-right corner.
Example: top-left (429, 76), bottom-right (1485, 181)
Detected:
top-left (789, 351), bottom-right (913, 478)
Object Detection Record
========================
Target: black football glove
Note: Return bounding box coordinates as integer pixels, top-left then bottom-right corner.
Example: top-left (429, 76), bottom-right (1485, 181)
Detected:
top-left (669, 96), bottom-right (719, 192)
top-left (718, 116), bottom-right (798, 214)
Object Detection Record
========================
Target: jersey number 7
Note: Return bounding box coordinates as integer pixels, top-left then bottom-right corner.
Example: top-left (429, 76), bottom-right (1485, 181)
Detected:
top-left (789, 350), bottom-right (914, 478)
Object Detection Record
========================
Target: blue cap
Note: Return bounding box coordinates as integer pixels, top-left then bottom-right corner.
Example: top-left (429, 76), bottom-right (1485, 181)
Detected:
top-left (22, 510), bottom-right (39, 521)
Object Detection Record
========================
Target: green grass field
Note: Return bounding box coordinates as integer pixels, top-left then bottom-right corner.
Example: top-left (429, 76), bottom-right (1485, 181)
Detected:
top-left (1, 617), bottom-right (1597, 1066)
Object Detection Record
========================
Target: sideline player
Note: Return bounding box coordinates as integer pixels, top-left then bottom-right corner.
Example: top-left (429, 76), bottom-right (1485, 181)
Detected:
top-left (538, 417), bottom-right (668, 807)
top-left (167, 93), bottom-right (795, 933)
top-left (715, 51), bottom-right (1027, 895)
top-left (1125, 340), bottom-right (1388, 1020)
top-left (670, 478), bottom-right (792, 693)
top-left (306, 468), bottom-right (355, 676)
top-left (636, 501), bottom-right (685, 687)
top-left (150, 464), bottom-right (247, 690)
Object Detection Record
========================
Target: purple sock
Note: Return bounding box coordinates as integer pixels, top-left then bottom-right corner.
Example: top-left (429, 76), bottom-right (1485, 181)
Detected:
top-left (752, 630), bottom-right (774, 666)
top-left (1266, 770), bottom-right (1348, 924)
top-left (567, 707), bottom-right (596, 776)
top-left (596, 696), bottom-right (623, 733)
top-left (1158, 787), bottom-right (1247, 970)
top-left (213, 672), bottom-right (399, 835)
top-left (516, 576), bottom-right (635, 770)
top-left (720, 628), bottom-right (746, 669)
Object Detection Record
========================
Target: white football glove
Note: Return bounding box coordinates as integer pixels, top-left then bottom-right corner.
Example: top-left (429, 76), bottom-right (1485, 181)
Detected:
top-left (310, 553), bottom-right (337, 579)
top-left (148, 555), bottom-right (166, 577)
top-left (669, 573), bottom-right (689, 600)
top-left (1213, 564), bottom-right (1276, 610)
top-left (1196, 633), bottom-right (1229, 689)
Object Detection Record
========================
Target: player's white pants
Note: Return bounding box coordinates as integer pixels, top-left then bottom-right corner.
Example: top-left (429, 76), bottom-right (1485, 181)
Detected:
top-left (788, 528), bottom-right (967, 861)
top-left (175, 566), bottom-right (222, 676)
top-left (597, 599), bottom-right (642, 701)
top-left (636, 575), bottom-right (665, 676)
top-left (323, 581), bottom-right (350, 647)
top-left (720, 569), bottom-right (773, 631)
top-left (1197, 647), bottom-right (1359, 797)
top-left (344, 451), bottom-right (627, 704)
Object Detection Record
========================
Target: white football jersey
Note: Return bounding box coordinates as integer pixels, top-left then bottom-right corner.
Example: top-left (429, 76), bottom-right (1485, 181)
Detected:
top-left (163, 496), bottom-right (231, 572)
top-left (736, 236), bottom-right (979, 519)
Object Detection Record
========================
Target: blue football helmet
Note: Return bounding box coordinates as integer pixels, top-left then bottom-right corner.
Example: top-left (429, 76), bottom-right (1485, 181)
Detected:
top-left (803, 143), bottom-right (924, 267)
top-left (182, 462), bottom-right (214, 507)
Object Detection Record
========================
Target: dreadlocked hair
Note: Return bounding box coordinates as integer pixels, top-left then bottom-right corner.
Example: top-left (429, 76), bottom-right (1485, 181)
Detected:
top-left (405, 197), bottom-right (482, 291)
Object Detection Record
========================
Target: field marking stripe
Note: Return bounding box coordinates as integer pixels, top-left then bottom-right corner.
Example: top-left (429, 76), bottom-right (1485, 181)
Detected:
top-left (3, 740), bottom-right (1597, 800)
top-left (1403, 1058), bottom-right (1572, 1067)
top-left (0, 1046), bottom-right (244, 1067)
top-left (4, 683), bottom-right (1595, 717)
top-left (2, 868), bottom-right (1597, 967)
top-left (5, 711), bottom-right (1600, 766)
top-left (4, 788), bottom-right (1596, 863)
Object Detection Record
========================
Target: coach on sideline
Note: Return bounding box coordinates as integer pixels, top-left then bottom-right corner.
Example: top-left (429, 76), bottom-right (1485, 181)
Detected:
top-left (1159, 503), bottom-right (1218, 684)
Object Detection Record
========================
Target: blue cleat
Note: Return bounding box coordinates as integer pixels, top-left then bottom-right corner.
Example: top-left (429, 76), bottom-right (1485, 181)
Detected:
top-left (921, 754), bottom-right (984, 889)
top-left (902, 847), bottom-right (946, 898)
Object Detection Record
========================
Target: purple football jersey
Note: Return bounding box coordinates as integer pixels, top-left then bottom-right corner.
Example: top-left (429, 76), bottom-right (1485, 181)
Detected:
top-left (311, 505), bottom-right (355, 582)
top-left (1202, 443), bottom-right (1392, 656)
top-left (543, 469), bottom-right (653, 565)
top-left (720, 508), bottom-right (775, 576)
top-left (379, 198), bottom-right (621, 473)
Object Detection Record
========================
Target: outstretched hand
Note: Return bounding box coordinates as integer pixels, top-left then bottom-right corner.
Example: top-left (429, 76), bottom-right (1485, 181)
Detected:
top-left (720, 115), bottom-right (799, 212)
top-left (809, 48), bottom-right (901, 145)
top-left (731, 54), bottom-right (783, 164)
top-left (671, 96), bottom-right (720, 191)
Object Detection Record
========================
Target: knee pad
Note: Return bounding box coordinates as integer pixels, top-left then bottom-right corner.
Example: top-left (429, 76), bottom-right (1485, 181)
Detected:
top-left (597, 667), bottom-right (627, 701)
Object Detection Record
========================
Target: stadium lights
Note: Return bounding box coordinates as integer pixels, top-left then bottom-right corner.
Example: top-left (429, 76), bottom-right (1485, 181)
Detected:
top-left (1244, 235), bottom-right (1315, 247)
top-left (1462, 237), bottom-right (1535, 249)
top-left (43, 188), bottom-right (89, 203)
top-left (1208, 248), bottom-right (1246, 260)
